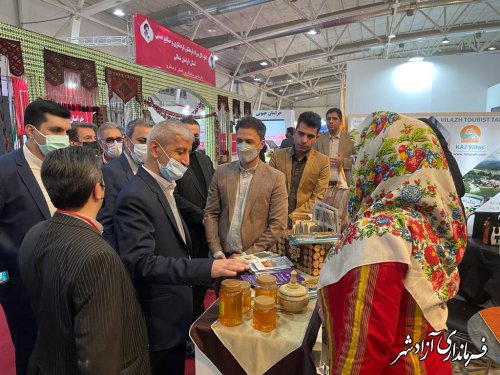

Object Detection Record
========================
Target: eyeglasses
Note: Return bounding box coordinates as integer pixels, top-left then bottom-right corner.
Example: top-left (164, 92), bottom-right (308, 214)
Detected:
top-left (105, 137), bottom-right (123, 144)
top-left (99, 181), bottom-right (106, 189)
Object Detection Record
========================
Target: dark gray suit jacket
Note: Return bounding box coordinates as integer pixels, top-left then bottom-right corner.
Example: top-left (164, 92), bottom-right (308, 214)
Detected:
top-left (174, 151), bottom-right (215, 258)
top-left (19, 213), bottom-right (150, 375)
top-left (97, 153), bottom-right (134, 248)
top-left (114, 167), bottom-right (213, 351)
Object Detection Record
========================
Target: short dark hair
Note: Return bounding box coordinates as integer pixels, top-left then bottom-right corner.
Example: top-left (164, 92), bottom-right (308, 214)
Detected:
top-left (126, 118), bottom-right (154, 138)
top-left (41, 147), bottom-right (102, 210)
top-left (297, 111), bottom-right (322, 134)
top-left (326, 108), bottom-right (342, 120)
top-left (286, 127), bottom-right (295, 136)
top-left (181, 118), bottom-right (200, 127)
top-left (68, 123), bottom-right (97, 143)
top-left (235, 116), bottom-right (266, 140)
top-left (24, 99), bottom-right (71, 130)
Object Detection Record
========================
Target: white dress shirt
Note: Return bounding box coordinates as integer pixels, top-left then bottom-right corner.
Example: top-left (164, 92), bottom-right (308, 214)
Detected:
top-left (143, 166), bottom-right (186, 244)
top-left (329, 134), bottom-right (340, 182)
top-left (23, 144), bottom-right (57, 215)
top-left (225, 163), bottom-right (257, 253)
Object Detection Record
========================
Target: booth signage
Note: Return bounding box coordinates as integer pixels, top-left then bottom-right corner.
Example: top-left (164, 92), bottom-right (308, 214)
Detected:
top-left (134, 14), bottom-right (216, 86)
top-left (70, 111), bottom-right (93, 123)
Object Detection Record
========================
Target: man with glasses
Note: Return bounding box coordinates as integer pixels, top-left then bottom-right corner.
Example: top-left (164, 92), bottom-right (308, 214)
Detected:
top-left (270, 111), bottom-right (330, 218)
top-left (97, 122), bottom-right (124, 165)
top-left (0, 99), bottom-right (71, 375)
top-left (314, 108), bottom-right (355, 185)
top-left (97, 118), bottom-right (154, 247)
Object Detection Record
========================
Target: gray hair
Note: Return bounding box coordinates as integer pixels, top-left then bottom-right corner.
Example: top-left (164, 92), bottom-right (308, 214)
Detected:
top-left (126, 118), bottom-right (155, 138)
top-left (147, 119), bottom-right (194, 148)
top-left (96, 122), bottom-right (124, 140)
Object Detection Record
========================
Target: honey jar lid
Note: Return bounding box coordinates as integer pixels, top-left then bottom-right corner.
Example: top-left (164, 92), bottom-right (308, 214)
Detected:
top-left (221, 279), bottom-right (241, 292)
top-left (254, 295), bottom-right (275, 309)
top-left (256, 274), bottom-right (277, 287)
top-left (239, 280), bottom-right (250, 291)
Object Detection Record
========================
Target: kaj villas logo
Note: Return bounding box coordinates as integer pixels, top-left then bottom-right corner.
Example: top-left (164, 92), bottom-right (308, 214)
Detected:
top-left (460, 125), bottom-right (481, 143)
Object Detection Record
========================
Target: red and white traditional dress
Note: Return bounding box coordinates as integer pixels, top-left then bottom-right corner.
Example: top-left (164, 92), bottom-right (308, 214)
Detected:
top-left (318, 112), bottom-right (466, 374)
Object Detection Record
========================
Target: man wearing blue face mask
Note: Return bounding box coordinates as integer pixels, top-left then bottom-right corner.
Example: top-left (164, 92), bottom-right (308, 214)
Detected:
top-left (114, 120), bottom-right (249, 375)
top-left (97, 118), bottom-right (154, 247)
top-left (0, 98), bottom-right (71, 375)
top-left (204, 116), bottom-right (288, 260)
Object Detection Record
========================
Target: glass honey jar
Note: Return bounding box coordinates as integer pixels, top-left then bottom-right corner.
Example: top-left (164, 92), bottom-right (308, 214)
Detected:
top-left (240, 281), bottom-right (252, 313)
top-left (252, 295), bottom-right (277, 333)
top-left (219, 279), bottom-right (242, 327)
top-left (255, 274), bottom-right (277, 302)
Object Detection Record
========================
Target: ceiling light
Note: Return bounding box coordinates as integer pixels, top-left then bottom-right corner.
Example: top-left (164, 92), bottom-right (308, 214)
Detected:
top-left (254, 77), bottom-right (262, 81)
top-left (314, 96), bottom-right (319, 99)
top-left (388, 34), bottom-right (396, 39)
top-left (213, 55), bottom-right (219, 61)
top-left (408, 56), bottom-right (424, 62)
top-left (286, 79), bottom-right (293, 83)
top-left (307, 28), bottom-right (319, 35)
top-left (279, 89), bottom-right (284, 92)
top-left (207, 28), bottom-right (216, 33)
top-left (260, 61), bottom-right (268, 66)
top-left (488, 46), bottom-right (496, 51)
top-left (441, 37), bottom-right (450, 44)
top-left (113, 9), bottom-right (125, 16)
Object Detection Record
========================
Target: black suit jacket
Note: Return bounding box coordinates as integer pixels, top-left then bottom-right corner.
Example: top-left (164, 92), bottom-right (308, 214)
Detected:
top-left (19, 213), bottom-right (150, 375)
top-left (114, 167), bottom-right (213, 351)
top-left (0, 148), bottom-right (50, 276)
top-left (174, 151), bottom-right (215, 258)
top-left (97, 153), bottom-right (134, 247)
top-left (280, 137), bottom-right (294, 149)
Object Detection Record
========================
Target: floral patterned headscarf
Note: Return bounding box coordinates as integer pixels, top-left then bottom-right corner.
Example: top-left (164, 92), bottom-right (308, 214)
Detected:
top-left (318, 112), bottom-right (466, 330)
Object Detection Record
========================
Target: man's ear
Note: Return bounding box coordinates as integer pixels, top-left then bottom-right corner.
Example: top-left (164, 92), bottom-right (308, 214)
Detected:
top-left (25, 124), bottom-right (36, 140)
top-left (93, 182), bottom-right (104, 200)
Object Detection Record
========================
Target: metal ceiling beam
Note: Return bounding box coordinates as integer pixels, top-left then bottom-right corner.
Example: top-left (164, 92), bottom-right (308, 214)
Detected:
top-left (80, 0), bottom-right (132, 17)
top-left (40, 0), bottom-right (127, 34)
top-left (198, 0), bottom-right (476, 52)
top-left (233, 21), bottom-right (500, 79)
top-left (182, 0), bottom-right (321, 95)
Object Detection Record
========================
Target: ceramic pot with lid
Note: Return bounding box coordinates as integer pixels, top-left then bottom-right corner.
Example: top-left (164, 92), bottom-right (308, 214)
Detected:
top-left (277, 270), bottom-right (309, 313)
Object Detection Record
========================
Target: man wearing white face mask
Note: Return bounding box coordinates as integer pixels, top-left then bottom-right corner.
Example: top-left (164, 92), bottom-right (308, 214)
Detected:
top-left (0, 99), bottom-right (71, 375)
top-left (114, 120), bottom-right (249, 375)
top-left (204, 116), bottom-right (288, 260)
top-left (96, 122), bottom-right (124, 165)
top-left (97, 118), bottom-right (154, 247)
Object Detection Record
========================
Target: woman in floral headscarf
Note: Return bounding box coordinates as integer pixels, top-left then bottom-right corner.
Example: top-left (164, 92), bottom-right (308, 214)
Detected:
top-left (318, 112), bottom-right (466, 374)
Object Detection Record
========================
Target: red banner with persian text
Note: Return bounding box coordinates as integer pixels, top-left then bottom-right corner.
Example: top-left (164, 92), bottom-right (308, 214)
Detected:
top-left (70, 111), bottom-right (93, 124)
top-left (134, 14), bottom-right (216, 86)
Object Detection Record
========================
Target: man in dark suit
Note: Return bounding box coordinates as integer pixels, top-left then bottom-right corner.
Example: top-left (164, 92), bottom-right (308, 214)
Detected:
top-left (114, 120), bottom-right (249, 375)
top-left (280, 126), bottom-right (295, 148)
top-left (97, 118), bottom-right (154, 247)
top-left (0, 99), bottom-right (71, 375)
top-left (19, 147), bottom-right (150, 375)
top-left (175, 118), bottom-right (215, 324)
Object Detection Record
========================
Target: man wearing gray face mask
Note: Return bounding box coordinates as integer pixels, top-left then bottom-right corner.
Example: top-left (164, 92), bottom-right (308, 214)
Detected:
top-left (204, 116), bottom-right (288, 261)
top-left (97, 118), bottom-right (154, 248)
